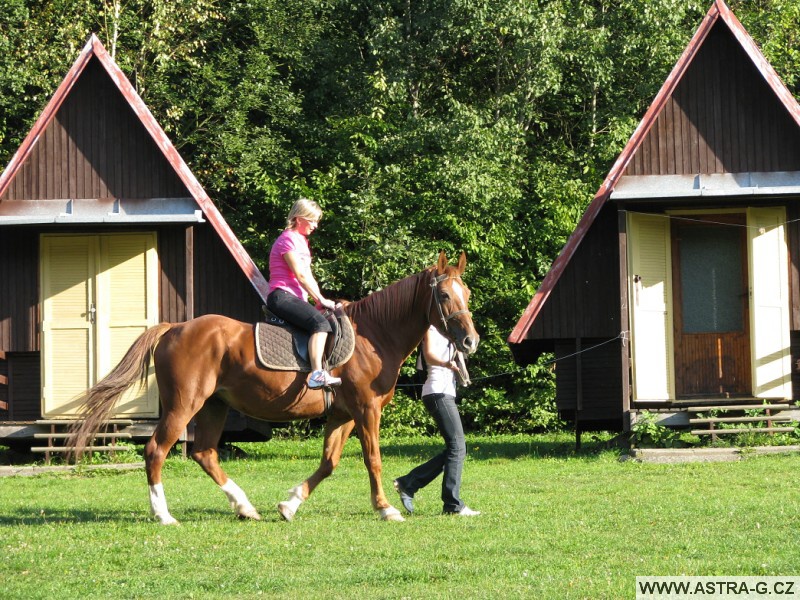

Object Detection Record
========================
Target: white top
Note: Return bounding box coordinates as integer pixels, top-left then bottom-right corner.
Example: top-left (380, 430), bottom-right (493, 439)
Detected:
top-left (421, 325), bottom-right (457, 397)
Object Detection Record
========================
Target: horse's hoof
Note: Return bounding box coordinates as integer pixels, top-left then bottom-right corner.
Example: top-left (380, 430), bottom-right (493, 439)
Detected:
top-left (277, 501), bottom-right (296, 522)
top-left (156, 515), bottom-right (179, 526)
top-left (237, 506), bottom-right (262, 521)
top-left (379, 506), bottom-right (405, 522)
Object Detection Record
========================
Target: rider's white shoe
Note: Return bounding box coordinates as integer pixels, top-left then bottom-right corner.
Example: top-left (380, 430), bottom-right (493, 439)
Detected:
top-left (308, 369), bottom-right (342, 389)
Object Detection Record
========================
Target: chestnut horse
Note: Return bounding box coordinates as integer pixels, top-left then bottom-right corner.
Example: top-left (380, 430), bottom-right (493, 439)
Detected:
top-left (68, 251), bottom-right (478, 524)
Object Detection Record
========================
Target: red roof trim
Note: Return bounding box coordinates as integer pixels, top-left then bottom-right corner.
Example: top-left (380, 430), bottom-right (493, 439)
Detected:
top-left (0, 34), bottom-right (270, 303)
top-left (509, 0), bottom-right (800, 345)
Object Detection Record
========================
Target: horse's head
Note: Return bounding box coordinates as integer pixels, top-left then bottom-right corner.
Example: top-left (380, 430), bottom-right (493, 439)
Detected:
top-left (428, 251), bottom-right (480, 355)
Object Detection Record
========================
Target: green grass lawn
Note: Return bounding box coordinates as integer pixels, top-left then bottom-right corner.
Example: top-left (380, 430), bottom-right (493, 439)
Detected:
top-left (1, 433), bottom-right (799, 599)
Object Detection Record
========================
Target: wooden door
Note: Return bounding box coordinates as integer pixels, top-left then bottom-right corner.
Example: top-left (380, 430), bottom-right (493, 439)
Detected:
top-left (627, 213), bottom-right (675, 400)
top-left (747, 207), bottom-right (792, 399)
top-left (41, 233), bottom-right (159, 417)
top-left (40, 236), bottom-right (96, 415)
top-left (671, 215), bottom-right (751, 398)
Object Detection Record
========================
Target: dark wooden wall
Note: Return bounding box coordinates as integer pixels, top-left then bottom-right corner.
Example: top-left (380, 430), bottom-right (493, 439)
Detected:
top-left (5, 353), bottom-right (39, 421)
top-left (194, 224), bottom-right (265, 323)
top-left (159, 226), bottom-right (190, 323)
top-left (554, 338), bottom-right (623, 428)
top-left (625, 22), bottom-right (800, 176)
top-left (519, 203), bottom-right (624, 430)
top-left (0, 227), bottom-right (39, 353)
top-left (527, 203), bottom-right (621, 341)
top-left (1, 57), bottom-right (187, 201)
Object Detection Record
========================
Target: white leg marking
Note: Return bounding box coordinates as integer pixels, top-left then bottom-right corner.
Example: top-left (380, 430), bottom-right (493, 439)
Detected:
top-left (277, 484), bottom-right (305, 522)
top-left (220, 478), bottom-right (261, 520)
top-left (378, 505), bottom-right (405, 522)
top-left (149, 483), bottom-right (178, 525)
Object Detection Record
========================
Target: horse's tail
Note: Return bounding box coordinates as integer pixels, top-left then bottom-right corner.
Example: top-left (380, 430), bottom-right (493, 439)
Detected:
top-left (67, 323), bottom-right (173, 462)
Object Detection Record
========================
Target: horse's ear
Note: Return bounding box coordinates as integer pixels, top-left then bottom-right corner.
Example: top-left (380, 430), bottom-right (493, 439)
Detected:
top-left (436, 251), bottom-right (448, 275)
top-left (456, 251), bottom-right (466, 274)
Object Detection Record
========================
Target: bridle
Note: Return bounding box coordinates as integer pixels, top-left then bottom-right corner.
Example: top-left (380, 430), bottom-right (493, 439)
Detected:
top-left (429, 272), bottom-right (471, 336)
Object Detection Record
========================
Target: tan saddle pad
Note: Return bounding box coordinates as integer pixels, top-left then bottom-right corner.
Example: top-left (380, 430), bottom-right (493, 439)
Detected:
top-left (254, 314), bottom-right (355, 372)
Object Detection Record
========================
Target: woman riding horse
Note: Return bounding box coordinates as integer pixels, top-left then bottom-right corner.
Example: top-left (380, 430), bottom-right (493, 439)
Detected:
top-left (68, 251), bottom-right (478, 524)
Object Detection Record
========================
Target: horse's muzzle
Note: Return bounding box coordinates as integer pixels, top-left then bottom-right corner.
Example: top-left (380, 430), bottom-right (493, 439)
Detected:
top-left (460, 334), bottom-right (479, 355)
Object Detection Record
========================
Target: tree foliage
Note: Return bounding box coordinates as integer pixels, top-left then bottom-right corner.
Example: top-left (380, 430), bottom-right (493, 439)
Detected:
top-left (1, 0), bottom-right (798, 433)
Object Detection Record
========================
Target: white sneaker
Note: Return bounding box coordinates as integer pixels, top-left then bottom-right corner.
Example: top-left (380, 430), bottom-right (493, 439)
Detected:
top-left (308, 370), bottom-right (342, 389)
top-left (446, 506), bottom-right (481, 516)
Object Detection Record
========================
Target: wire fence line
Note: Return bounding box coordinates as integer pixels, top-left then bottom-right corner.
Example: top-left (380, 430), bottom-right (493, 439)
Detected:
top-left (395, 331), bottom-right (628, 388)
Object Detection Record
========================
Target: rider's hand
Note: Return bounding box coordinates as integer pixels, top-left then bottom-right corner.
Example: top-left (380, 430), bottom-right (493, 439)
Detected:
top-left (318, 297), bottom-right (337, 311)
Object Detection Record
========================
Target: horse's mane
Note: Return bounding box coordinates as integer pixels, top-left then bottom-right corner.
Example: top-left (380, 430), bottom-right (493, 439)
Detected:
top-left (346, 268), bottom-right (431, 325)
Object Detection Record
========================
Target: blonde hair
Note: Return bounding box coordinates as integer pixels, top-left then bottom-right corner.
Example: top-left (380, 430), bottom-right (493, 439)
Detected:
top-left (286, 198), bottom-right (323, 229)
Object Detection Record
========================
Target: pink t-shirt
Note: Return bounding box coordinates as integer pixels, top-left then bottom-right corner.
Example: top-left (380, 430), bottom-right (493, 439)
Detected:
top-left (268, 229), bottom-right (311, 301)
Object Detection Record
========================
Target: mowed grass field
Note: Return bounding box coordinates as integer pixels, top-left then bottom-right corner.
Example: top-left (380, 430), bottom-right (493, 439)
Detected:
top-left (1, 434), bottom-right (799, 599)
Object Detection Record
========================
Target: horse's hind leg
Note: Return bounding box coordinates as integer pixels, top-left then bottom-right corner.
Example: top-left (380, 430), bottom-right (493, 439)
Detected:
top-left (145, 411), bottom-right (190, 525)
top-left (192, 396), bottom-right (261, 521)
top-left (278, 413), bottom-right (355, 521)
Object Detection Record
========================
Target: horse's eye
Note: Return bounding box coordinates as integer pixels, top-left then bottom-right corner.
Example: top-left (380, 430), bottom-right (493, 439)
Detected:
top-left (440, 292), bottom-right (450, 301)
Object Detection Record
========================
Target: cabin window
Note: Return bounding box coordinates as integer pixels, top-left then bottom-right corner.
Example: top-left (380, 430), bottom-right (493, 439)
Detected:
top-left (679, 225), bottom-right (743, 333)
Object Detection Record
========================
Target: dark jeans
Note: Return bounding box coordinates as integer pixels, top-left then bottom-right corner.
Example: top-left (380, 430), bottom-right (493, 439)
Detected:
top-left (267, 288), bottom-right (331, 334)
top-left (396, 393), bottom-right (466, 513)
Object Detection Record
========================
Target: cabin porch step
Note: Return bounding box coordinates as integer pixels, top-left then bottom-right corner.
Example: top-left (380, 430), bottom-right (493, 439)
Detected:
top-left (689, 416), bottom-right (792, 424)
top-left (31, 446), bottom-right (125, 453)
top-left (685, 404), bottom-right (794, 413)
top-left (33, 432), bottom-right (132, 439)
top-left (33, 419), bottom-right (134, 464)
top-left (690, 427), bottom-right (796, 436)
top-left (684, 402), bottom-right (797, 438)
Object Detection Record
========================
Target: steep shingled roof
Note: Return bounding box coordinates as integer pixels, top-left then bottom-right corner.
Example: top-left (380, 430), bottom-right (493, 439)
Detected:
top-left (0, 34), bottom-right (269, 302)
top-left (508, 0), bottom-right (800, 347)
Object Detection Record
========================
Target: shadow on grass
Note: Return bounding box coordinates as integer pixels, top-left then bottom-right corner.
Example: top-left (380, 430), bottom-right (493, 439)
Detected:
top-left (382, 435), bottom-right (617, 461)
top-left (0, 506), bottom-right (248, 527)
top-left (0, 508), bottom-right (148, 526)
top-left (229, 432), bottom-right (624, 463)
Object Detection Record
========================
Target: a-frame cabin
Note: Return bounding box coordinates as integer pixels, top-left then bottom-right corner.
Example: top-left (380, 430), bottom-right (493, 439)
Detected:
top-left (509, 0), bottom-right (800, 432)
top-left (0, 35), bottom-right (271, 444)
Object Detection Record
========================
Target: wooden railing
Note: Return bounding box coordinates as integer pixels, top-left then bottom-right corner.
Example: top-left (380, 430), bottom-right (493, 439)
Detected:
top-left (32, 419), bottom-right (134, 463)
top-left (688, 403), bottom-right (796, 441)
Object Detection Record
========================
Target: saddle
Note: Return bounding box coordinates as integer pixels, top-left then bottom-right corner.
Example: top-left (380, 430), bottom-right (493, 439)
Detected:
top-left (255, 306), bottom-right (355, 372)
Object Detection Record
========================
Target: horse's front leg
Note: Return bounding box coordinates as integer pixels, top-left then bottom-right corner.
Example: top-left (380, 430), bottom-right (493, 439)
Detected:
top-left (277, 412), bottom-right (355, 521)
top-left (356, 402), bottom-right (404, 522)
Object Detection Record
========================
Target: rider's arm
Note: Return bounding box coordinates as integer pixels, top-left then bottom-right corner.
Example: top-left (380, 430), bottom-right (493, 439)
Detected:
top-left (283, 251), bottom-right (336, 310)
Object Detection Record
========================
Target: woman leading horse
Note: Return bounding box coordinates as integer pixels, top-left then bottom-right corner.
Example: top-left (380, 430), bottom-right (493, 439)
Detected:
top-left (68, 251), bottom-right (478, 524)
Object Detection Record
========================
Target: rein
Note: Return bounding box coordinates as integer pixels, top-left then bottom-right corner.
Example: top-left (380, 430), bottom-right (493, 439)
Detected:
top-left (429, 272), bottom-right (470, 336)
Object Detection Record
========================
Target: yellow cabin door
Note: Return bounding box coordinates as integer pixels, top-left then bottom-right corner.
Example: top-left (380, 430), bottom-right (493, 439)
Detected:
top-left (627, 213), bottom-right (675, 401)
top-left (747, 207), bottom-right (792, 399)
top-left (41, 233), bottom-right (159, 417)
